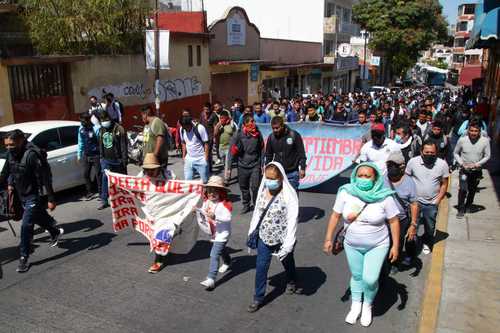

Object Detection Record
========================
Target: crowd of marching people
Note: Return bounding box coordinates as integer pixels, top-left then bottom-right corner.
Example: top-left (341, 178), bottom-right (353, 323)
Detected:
top-left (0, 83), bottom-right (492, 327)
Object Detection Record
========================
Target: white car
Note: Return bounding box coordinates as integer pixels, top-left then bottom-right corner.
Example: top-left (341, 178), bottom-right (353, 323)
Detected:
top-left (0, 120), bottom-right (85, 192)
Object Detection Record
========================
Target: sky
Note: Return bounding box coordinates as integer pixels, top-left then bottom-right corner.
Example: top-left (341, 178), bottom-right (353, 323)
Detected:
top-left (440, 0), bottom-right (479, 25)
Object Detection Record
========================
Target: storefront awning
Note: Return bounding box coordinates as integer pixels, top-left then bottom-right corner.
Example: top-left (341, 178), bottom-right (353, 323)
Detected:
top-left (458, 66), bottom-right (483, 86)
top-left (466, 5), bottom-right (500, 49)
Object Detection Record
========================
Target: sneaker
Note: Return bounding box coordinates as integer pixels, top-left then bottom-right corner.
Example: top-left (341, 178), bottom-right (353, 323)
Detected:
top-left (97, 202), bottom-right (110, 210)
top-left (214, 159), bottom-right (222, 165)
top-left (286, 283), bottom-right (297, 295)
top-left (247, 301), bottom-right (261, 313)
top-left (49, 228), bottom-right (64, 247)
top-left (345, 301), bottom-right (362, 325)
top-left (200, 278), bottom-right (215, 290)
top-left (148, 262), bottom-right (164, 274)
top-left (422, 244), bottom-right (431, 255)
top-left (84, 192), bottom-right (95, 201)
top-left (390, 265), bottom-right (399, 275)
top-left (360, 303), bottom-right (373, 327)
top-left (218, 263), bottom-right (230, 274)
top-left (16, 257), bottom-right (29, 273)
top-left (456, 209), bottom-right (465, 219)
top-left (241, 205), bottom-right (252, 214)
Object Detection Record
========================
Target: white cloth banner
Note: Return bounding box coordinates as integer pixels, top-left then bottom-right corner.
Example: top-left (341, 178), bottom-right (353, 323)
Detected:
top-left (146, 30), bottom-right (170, 70)
top-left (107, 172), bottom-right (202, 255)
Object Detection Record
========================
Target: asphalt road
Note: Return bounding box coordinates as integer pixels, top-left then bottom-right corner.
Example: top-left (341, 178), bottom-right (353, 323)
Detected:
top-left (0, 157), bottom-right (429, 333)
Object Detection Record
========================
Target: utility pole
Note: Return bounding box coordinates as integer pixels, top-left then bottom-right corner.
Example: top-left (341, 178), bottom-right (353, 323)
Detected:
top-left (363, 30), bottom-right (368, 85)
top-left (154, 0), bottom-right (160, 116)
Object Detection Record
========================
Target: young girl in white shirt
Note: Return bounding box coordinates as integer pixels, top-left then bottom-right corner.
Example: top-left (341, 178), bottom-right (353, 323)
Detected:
top-left (200, 176), bottom-right (232, 290)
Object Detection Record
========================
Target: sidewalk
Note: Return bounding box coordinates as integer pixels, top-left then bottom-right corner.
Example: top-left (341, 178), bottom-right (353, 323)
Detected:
top-left (435, 154), bottom-right (500, 332)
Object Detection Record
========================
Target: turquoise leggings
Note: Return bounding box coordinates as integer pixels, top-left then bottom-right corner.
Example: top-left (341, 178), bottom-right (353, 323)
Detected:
top-left (344, 243), bottom-right (389, 304)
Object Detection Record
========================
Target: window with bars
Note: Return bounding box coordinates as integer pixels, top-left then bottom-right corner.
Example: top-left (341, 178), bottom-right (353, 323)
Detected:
top-left (8, 64), bottom-right (67, 101)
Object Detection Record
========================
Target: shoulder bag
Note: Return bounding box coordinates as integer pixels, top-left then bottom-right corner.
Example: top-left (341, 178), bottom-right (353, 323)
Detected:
top-left (247, 195), bottom-right (277, 249)
top-left (332, 203), bottom-right (368, 255)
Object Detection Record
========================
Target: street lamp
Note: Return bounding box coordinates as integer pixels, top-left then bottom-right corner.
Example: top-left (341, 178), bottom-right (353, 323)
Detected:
top-left (362, 30), bottom-right (369, 87)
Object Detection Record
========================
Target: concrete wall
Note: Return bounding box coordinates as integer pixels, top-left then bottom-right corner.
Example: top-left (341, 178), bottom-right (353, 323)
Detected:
top-left (71, 35), bottom-right (211, 126)
top-left (209, 7), bottom-right (260, 63)
top-left (0, 64), bottom-right (14, 126)
top-left (260, 38), bottom-right (322, 64)
top-left (204, 0), bottom-right (324, 43)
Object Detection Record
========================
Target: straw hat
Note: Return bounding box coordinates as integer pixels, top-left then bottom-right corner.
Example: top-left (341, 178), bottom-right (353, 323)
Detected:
top-left (205, 175), bottom-right (230, 191)
top-left (142, 153), bottom-right (161, 169)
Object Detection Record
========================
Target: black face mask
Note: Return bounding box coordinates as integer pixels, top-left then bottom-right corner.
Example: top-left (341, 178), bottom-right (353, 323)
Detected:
top-left (387, 165), bottom-right (403, 180)
top-left (422, 154), bottom-right (437, 166)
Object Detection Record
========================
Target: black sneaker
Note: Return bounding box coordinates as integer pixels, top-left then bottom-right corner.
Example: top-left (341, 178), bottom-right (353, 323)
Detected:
top-left (49, 228), bottom-right (64, 247)
top-left (241, 206), bottom-right (252, 214)
top-left (286, 283), bottom-right (297, 294)
top-left (456, 209), bottom-right (465, 219)
top-left (97, 202), bottom-right (110, 210)
top-left (16, 257), bottom-right (29, 273)
top-left (247, 301), bottom-right (261, 313)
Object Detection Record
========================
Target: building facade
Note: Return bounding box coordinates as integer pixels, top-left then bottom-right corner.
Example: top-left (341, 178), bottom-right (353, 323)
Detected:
top-left (452, 3), bottom-right (483, 71)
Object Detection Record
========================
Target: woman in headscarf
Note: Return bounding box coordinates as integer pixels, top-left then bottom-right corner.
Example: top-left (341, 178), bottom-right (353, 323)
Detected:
top-left (247, 161), bottom-right (299, 313)
top-left (323, 162), bottom-right (400, 327)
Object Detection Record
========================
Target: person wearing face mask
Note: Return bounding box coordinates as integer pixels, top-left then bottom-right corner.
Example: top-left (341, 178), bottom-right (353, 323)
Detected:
top-left (454, 121), bottom-right (491, 218)
top-left (77, 112), bottom-right (101, 200)
top-left (394, 124), bottom-right (421, 163)
top-left (405, 141), bottom-right (449, 255)
top-left (384, 151), bottom-right (419, 271)
top-left (227, 115), bottom-right (264, 213)
top-left (98, 111), bottom-right (128, 210)
top-left (423, 120), bottom-right (448, 161)
top-left (139, 153), bottom-right (176, 273)
top-left (88, 95), bottom-right (104, 126)
top-left (0, 129), bottom-right (64, 273)
top-left (214, 110), bottom-right (237, 181)
top-left (357, 123), bottom-right (400, 175)
top-left (265, 117), bottom-right (307, 190)
top-left (323, 162), bottom-right (400, 327)
top-left (247, 162), bottom-right (300, 313)
top-left (199, 176), bottom-right (232, 290)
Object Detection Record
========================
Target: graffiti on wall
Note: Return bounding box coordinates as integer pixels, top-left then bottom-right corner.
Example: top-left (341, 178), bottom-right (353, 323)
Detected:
top-left (88, 77), bottom-right (202, 103)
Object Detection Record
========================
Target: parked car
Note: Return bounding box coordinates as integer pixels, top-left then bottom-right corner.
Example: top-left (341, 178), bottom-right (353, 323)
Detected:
top-left (0, 120), bottom-right (85, 193)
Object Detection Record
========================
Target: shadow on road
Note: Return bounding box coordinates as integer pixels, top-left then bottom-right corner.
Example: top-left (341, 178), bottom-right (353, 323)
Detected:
top-left (298, 207), bottom-right (325, 223)
top-left (167, 240), bottom-right (242, 267)
top-left (215, 254), bottom-right (256, 288)
top-left (30, 219), bottom-right (115, 266)
top-left (262, 266), bottom-right (327, 307)
top-left (374, 276), bottom-right (408, 316)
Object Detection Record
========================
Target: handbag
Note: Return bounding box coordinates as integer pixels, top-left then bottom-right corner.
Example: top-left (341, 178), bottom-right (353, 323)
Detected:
top-left (247, 195), bottom-right (277, 249)
top-left (332, 203), bottom-right (368, 255)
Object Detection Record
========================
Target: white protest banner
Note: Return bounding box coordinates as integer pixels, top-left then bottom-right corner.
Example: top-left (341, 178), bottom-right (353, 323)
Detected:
top-left (195, 208), bottom-right (215, 237)
top-left (107, 172), bottom-right (202, 255)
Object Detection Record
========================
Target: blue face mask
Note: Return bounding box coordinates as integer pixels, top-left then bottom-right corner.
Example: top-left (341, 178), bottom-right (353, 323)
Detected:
top-left (265, 179), bottom-right (281, 191)
top-left (355, 177), bottom-right (374, 191)
top-left (394, 135), bottom-right (402, 143)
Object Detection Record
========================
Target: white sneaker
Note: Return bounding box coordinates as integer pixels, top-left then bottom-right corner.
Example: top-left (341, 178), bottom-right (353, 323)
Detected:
top-left (345, 301), bottom-right (362, 325)
top-left (200, 278), bottom-right (215, 290)
top-left (422, 244), bottom-right (431, 255)
top-left (218, 263), bottom-right (230, 274)
top-left (360, 303), bottom-right (373, 327)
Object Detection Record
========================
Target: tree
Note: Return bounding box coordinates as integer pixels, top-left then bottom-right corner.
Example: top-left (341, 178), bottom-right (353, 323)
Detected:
top-left (353, 0), bottom-right (448, 79)
top-left (19, 0), bottom-right (151, 55)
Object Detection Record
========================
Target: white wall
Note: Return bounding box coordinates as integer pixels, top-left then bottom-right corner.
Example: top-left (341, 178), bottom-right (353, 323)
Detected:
top-left (204, 0), bottom-right (324, 43)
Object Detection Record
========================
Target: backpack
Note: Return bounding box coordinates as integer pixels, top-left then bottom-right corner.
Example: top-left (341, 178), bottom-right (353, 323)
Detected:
top-left (181, 123), bottom-right (208, 144)
top-left (20, 144), bottom-right (52, 196)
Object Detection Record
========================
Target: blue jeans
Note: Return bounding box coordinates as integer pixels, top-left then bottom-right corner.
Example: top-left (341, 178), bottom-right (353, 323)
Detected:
top-left (20, 195), bottom-right (59, 258)
top-left (184, 157), bottom-right (209, 183)
top-left (254, 238), bottom-right (296, 303)
top-left (419, 203), bottom-right (438, 247)
top-left (344, 244), bottom-right (389, 304)
top-left (100, 159), bottom-right (123, 202)
top-left (286, 171), bottom-right (300, 191)
top-left (207, 241), bottom-right (231, 280)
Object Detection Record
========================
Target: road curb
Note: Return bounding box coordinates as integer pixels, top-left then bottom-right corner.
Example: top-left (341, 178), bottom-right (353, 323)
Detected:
top-left (417, 186), bottom-right (450, 333)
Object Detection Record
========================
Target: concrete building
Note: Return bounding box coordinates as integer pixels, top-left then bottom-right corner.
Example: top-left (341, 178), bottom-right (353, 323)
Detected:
top-left (452, 3), bottom-right (483, 71)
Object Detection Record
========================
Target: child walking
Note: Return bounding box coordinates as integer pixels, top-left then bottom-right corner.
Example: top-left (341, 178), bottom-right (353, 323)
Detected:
top-left (200, 176), bottom-right (232, 290)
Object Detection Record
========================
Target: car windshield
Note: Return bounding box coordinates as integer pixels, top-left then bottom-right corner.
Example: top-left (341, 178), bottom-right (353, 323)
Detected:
top-left (0, 131), bottom-right (31, 159)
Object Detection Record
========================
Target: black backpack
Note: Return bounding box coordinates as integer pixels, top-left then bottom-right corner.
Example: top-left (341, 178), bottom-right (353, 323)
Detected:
top-left (20, 144), bottom-right (52, 195)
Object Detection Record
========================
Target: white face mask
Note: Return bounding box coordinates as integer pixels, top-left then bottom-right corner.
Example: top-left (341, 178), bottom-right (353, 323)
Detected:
top-left (102, 121), bottom-right (112, 128)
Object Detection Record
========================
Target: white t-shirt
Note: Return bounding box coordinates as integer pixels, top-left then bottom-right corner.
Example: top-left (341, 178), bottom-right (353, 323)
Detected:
top-left (201, 200), bottom-right (232, 243)
top-left (333, 190), bottom-right (399, 249)
top-left (357, 138), bottom-right (400, 174)
top-left (181, 124), bottom-right (208, 160)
